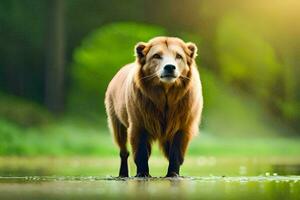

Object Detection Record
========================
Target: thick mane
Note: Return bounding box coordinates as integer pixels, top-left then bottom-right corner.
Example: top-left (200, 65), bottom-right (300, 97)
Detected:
top-left (134, 63), bottom-right (193, 109)
top-left (131, 63), bottom-right (195, 140)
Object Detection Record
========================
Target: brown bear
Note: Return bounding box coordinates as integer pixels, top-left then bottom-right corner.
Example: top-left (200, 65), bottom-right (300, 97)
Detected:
top-left (105, 36), bottom-right (203, 177)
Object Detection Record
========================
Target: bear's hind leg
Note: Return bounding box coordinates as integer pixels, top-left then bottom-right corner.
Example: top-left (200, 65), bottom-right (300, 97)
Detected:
top-left (109, 114), bottom-right (129, 177)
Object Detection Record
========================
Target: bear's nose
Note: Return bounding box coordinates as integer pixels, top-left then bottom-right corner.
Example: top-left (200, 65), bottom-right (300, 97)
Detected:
top-left (164, 64), bottom-right (176, 74)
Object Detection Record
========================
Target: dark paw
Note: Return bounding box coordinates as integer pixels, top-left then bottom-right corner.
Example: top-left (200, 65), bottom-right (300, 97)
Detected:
top-left (135, 172), bottom-right (151, 178)
top-left (166, 172), bottom-right (180, 178)
top-left (118, 174), bottom-right (129, 178)
top-left (118, 171), bottom-right (129, 178)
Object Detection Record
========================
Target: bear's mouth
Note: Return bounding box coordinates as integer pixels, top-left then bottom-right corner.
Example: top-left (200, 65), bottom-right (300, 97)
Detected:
top-left (160, 74), bottom-right (177, 78)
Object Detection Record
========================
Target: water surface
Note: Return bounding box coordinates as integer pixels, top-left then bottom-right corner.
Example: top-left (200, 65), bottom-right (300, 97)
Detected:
top-left (0, 156), bottom-right (299, 199)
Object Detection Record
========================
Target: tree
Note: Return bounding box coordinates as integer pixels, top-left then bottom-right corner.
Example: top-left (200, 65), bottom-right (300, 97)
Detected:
top-left (45, 0), bottom-right (65, 113)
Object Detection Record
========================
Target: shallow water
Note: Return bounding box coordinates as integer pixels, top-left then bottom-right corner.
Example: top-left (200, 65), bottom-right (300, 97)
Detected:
top-left (0, 176), bottom-right (299, 200)
top-left (0, 157), bottom-right (300, 199)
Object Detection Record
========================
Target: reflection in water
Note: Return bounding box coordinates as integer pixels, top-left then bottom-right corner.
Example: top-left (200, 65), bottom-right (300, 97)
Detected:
top-left (272, 164), bottom-right (300, 175)
top-left (125, 177), bottom-right (190, 198)
top-left (0, 176), bottom-right (299, 200)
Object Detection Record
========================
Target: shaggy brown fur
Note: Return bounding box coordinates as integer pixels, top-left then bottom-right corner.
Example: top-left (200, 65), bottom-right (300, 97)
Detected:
top-left (105, 36), bottom-right (203, 177)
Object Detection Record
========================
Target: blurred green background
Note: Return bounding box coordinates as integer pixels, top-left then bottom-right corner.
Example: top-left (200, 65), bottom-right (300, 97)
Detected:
top-left (0, 0), bottom-right (300, 158)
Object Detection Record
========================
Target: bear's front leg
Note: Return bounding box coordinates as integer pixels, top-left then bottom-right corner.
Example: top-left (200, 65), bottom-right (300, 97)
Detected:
top-left (165, 131), bottom-right (190, 177)
top-left (130, 128), bottom-right (152, 177)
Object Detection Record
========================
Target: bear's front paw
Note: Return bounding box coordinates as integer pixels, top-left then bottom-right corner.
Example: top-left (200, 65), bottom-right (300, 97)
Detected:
top-left (135, 172), bottom-right (151, 178)
top-left (165, 172), bottom-right (180, 178)
top-left (118, 174), bottom-right (129, 178)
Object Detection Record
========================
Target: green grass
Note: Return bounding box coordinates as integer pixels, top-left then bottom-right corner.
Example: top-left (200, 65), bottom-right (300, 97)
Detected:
top-left (1, 117), bottom-right (300, 157)
top-left (0, 118), bottom-right (114, 156)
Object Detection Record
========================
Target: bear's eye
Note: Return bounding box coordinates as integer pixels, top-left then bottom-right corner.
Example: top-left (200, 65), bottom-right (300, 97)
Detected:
top-left (176, 53), bottom-right (183, 60)
top-left (152, 54), bottom-right (162, 59)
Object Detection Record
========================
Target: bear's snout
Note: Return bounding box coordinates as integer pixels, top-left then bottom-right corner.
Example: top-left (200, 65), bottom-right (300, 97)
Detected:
top-left (160, 64), bottom-right (178, 82)
top-left (163, 64), bottom-right (176, 74)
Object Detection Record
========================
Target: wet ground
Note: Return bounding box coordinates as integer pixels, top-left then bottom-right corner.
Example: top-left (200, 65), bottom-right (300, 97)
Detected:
top-left (0, 156), bottom-right (300, 199)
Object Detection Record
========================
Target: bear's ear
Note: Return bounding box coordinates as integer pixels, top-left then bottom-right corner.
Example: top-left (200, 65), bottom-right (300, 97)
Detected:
top-left (135, 42), bottom-right (147, 58)
top-left (186, 42), bottom-right (198, 59)
top-left (134, 42), bottom-right (148, 65)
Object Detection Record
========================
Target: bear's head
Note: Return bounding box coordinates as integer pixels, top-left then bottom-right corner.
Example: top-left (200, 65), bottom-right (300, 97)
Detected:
top-left (134, 36), bottom-right (197, 87)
